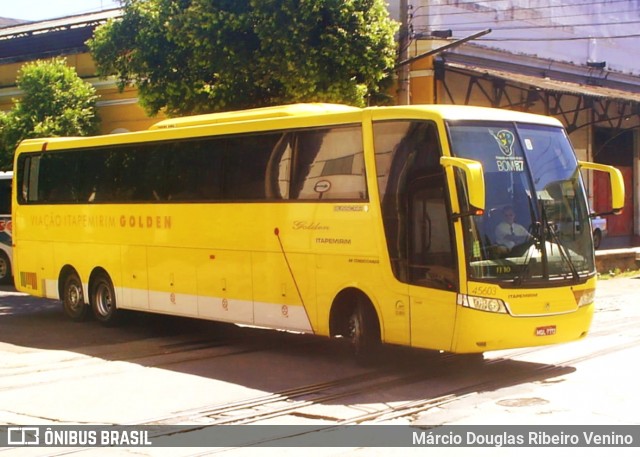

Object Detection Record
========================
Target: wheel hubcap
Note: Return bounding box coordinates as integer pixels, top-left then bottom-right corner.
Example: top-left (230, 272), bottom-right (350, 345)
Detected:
top-left (348, 312), bottom-right (362, 349)
top-left (68, 284), bottom-right (82, 310)
top-left (96, 284), bottom-right (112, 316)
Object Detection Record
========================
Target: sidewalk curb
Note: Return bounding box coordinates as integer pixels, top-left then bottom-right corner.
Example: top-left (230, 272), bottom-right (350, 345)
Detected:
top-left (595, 247), bottom-right (640, 273)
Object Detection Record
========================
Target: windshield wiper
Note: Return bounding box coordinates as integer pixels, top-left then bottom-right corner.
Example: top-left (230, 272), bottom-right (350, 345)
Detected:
top-left (544, 218), bottom-right (580, 281)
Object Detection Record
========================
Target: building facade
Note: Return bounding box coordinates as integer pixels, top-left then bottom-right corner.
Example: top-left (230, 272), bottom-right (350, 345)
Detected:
top-left (389, 0), bottom-right (640, 246)
top-left (0, 9), bottom-right (159, 135)
top-left (1, 2), bottom-right (640, 245)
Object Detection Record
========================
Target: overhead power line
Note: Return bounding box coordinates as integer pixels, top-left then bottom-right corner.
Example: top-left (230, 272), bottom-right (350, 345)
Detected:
top-left (415, 18), bottom-right (640, 33)
top-left (407, 0), bottom-right (640, 37)
top-left (476, 33), bottom-right (640, 41)
top-left (409, 0), bottom-right (636, 19)
top-left (411, 7), bottom-right (639, 28)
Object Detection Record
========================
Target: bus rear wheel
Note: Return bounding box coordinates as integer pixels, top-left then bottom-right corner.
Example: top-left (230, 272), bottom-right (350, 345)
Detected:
top-left (91, 273), bottom-right (120, 325)
top-left (62, 272), bottom-right (89, 321)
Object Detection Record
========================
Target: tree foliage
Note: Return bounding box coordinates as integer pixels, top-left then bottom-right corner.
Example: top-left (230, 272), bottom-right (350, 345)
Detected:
top-left (0, 58), bottom-right (99, 170)
top-left (88, 0), bottom-right (398, 117)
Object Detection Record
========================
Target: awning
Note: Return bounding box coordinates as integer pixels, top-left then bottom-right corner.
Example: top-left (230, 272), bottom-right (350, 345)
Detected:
top-left (0, 9), bottom-right (121, 64)
top-left (443, 61), bottom-right (640, 105)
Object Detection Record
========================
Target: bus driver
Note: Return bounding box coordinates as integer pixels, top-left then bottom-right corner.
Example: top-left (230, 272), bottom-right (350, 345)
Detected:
top-left (495, 206), bottom-right (531, 254)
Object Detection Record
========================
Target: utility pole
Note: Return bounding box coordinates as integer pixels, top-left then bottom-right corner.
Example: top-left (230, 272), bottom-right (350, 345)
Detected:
top-left (397, 0), bottom-right (410, 105)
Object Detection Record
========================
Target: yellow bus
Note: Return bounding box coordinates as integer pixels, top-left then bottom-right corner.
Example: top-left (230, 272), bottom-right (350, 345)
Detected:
top-left (12, 104), bottom-right (624, 356)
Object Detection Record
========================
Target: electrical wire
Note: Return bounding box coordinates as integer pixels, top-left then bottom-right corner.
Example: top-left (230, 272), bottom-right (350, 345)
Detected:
top-left (406, 1), bottom-right (640, 42)
top-left (409, 0), bottom-right (638, 20)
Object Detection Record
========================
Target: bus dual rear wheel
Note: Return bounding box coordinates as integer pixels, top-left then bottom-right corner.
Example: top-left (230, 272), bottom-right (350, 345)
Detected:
top-left (91, 274), bottom-right (120, 325)
top-left (62, 272), bottom-right (89, 321)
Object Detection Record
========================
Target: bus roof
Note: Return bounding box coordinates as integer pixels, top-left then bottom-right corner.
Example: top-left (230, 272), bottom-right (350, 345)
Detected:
top-left (150, 103), bottom-right (564, 131)
top-left (366, 104), bottom-right (564, 127)
top-left (149, 103), bottom-right (361, 130)
top-left (423, 104), bottom-right (564, 126)
top-left (15, 104), bottom-right (565, 154)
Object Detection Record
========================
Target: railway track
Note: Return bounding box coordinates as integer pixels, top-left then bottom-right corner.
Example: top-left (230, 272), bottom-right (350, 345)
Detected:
top-left (2, 285), bottom-right (639, 456)
top-left (0, 311), bottom-right (331, 397)
top-left (2, 339), bottom-right (637, 456)
top-left (132, 332), bottom-right (640, 430)
top-left (151, 335), bottom-right (640, 453)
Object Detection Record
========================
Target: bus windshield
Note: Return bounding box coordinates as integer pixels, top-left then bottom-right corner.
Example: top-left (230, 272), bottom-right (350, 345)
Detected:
top-left (448, 121), bottom-right (594, 285)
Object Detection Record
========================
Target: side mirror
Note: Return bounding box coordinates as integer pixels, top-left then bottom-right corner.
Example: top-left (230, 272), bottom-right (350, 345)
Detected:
top-left (440, 156), bottom-right (485, 214)
top-left (578, 161), bottom-right (625, 215)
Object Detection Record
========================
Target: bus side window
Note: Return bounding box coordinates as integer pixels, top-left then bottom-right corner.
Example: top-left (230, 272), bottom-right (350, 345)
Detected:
top-left (291, 125), bottom-right (366, 201)
top-left (0, 177), bottom-right (11, 214)
top-left (265, 133), bottom-right (293, 200)
top-left (17, 155), bottom-right (41, 203)
top-left (224, 133), bottom-right (282, 201)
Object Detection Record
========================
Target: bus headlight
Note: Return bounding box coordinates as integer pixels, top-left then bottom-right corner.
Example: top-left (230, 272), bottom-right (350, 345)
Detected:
top-left (574, 288), bottom-right (595, 307)
top-left (458, 294), bottom-right (508, 314)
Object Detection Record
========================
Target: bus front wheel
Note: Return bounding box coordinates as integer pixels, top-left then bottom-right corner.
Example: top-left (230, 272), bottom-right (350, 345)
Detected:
top-left (91, 273), bottom-right (119, 325)
top-left (347, 302), bottom-right (381, 361)
top-left (62, 272), bottom-right (89, 321)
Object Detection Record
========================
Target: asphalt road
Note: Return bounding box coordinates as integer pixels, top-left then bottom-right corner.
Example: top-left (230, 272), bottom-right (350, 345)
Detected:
top-left (1, 274), bottom-right (639, 456)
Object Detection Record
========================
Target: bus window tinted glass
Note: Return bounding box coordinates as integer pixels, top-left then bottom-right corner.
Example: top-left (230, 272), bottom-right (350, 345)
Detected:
top-left (0, 177), bottom-right (11, 214)
top-left (374, 121), bottom-right (455, 288)
top-left (225, 134), bottom-right (280, 200)
top-left (291, 126), bottom-right (366, 200)
top-left (17, 125), bottom-right (366, 205)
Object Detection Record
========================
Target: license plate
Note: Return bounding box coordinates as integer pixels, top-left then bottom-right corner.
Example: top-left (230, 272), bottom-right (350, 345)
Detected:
top-left (535, 325), bottom-right (557, 336)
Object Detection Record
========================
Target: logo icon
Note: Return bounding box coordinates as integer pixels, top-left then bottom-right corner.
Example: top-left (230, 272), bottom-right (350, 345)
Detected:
top-left (7, 427), bottom-right (40, 445)
top-left (491, 129), bottom-right (515, 157)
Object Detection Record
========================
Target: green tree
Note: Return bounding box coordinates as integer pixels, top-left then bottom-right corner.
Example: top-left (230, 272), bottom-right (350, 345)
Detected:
top-left (88, 0), bottom-right (398, 117)
top-left (0, 58), bottom-right (100, 170)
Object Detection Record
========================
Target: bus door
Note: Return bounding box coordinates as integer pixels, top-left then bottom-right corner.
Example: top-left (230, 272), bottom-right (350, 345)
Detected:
top-left (373, 119), bottom-right (457, 350)
top-left (407, 176), bottom-right (458, 351)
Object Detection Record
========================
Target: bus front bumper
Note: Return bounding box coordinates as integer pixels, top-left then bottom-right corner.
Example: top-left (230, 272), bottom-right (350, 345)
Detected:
top-left (450, 303), bottom-right (595, 353)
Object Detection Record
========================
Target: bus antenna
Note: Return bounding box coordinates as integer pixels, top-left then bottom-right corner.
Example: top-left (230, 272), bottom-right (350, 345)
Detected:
top-left (273, 228), bottom-right (309, 315)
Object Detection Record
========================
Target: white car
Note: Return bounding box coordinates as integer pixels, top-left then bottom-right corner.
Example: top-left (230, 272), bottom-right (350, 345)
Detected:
top-left (0, 171), bottom-right (12, 284)
top-left (592, 216), bottom-right (607, 249)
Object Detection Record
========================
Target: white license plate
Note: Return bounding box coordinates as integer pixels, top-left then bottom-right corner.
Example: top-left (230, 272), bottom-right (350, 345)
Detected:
top-left (535, 325), bottom-right (557, 336)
